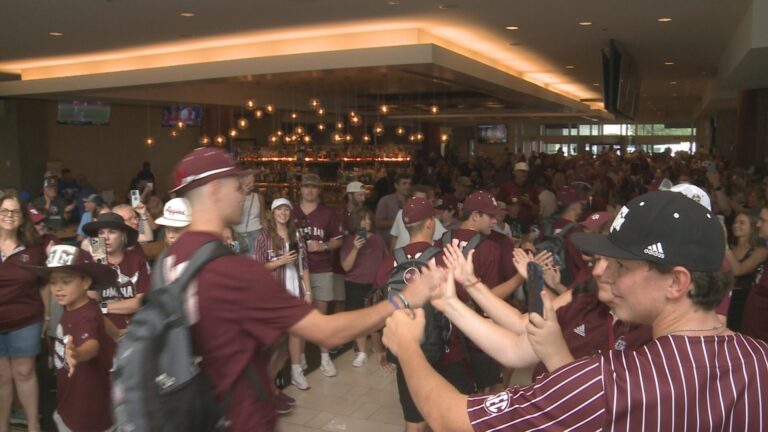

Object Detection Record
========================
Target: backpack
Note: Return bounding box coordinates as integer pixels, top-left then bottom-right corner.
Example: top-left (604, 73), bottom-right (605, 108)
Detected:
top-left (112, 241), bottom-right (263, 432)
top-left (535, 222), bottom-right (577, 286)
top-left (385, 244), bottom-right (443, 364)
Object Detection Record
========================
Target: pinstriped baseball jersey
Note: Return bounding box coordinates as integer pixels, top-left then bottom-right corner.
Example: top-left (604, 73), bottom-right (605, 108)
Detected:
top-left (467, 334), bottom-right (768, 431)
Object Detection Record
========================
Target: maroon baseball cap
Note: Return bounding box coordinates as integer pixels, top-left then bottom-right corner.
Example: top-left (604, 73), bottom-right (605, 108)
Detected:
top-left (463, 191), bottom-right (505, 218)
top-left (580, 211), bottom-right (612, 233)
top-left (556, 186), bottom-right (584, 207)
top-left (28, 208), bottom-right (45, 224)
top-left (171, 148), bottom-right (243, 194)
top-left (402, 197), bottom-right (435, 225)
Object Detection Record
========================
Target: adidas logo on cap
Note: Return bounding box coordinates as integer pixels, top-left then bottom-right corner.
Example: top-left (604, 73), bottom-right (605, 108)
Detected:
top-left (644, 242), bottom-right (665, 259)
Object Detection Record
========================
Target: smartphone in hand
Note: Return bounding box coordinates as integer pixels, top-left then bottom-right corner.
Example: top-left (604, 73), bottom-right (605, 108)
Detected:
top-left (526, 262), bottom-right (544, 317)
top-left (130, 189), bottom-right (141, 208)
top-left (357, 227), bottom-right (367, 239)
top-left (89, 237), bottom-right (107, 264)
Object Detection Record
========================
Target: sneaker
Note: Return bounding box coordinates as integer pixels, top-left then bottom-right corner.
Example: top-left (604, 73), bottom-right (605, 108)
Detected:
top-left (275, 394), bottom-right (293, 415)
top-left (291, 366), bottom-right (310, 390)
top-left (320, 356), bottom-right (337, 377)
top-left (300, 356), bottom-right (308, 371)
top-left (278, 391), bottom-right (296, 406)
top-left (9, 409), bottom-right (26, 426)
top-left (352, 352), bottom-right (368, 368)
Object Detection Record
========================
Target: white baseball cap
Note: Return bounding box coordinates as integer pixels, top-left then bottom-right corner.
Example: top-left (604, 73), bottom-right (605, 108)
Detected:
top-left (670, 183), bottom-right (712, 211)
top-left (346, 181), bottom-right (365, 194)
top-left (514, 162), bottom-right (529, 171)
top-left (154, 198), bottom-right (192, 227)
top-left (271, 198), bottom-right (293, 211)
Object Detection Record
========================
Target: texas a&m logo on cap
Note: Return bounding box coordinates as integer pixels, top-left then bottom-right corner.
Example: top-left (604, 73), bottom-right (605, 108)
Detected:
top-left (46, 245), bottom-right (79, 267)
top-left (483, 390), bottom-right (511, 415)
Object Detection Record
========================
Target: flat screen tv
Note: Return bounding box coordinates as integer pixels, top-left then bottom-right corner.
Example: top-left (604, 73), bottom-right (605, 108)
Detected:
top-left (477, 124), bottom-right (508, 144)
top-left (57, 101), bottom-right (111, 125)
top-left (161, 105), bottom-right (201, 127)
top-left (602, 39), bottom-right (640, 119)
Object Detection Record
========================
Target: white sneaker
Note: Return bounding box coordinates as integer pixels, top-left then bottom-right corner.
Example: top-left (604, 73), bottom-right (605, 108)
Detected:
top-left (352, 352), bottom-right (368, 368)
top-left (291, 366), bottom-right (310, 390)
top-left (300, 355), bottom-right (308, 371)
top-left (320, 356), bottom-right (337, 377)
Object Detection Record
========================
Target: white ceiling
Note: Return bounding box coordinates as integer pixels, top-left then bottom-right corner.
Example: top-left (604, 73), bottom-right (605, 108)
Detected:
top-left (0, 0), bottom-right (754, 122)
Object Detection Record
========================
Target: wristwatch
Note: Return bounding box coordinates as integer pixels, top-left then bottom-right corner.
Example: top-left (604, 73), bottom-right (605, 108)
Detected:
top-left (100, 301), bottom-right (109, 314)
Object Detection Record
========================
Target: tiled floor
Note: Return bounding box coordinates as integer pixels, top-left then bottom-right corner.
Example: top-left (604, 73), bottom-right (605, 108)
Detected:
top-left (277, 350), bottom-right (534, 432)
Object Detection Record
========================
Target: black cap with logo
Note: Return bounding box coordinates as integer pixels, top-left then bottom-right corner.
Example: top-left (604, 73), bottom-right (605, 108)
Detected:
top-left (571, 191), bottom-right (724, 272)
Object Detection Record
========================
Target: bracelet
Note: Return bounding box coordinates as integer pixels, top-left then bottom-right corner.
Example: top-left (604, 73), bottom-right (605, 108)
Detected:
top-left (465, 278), bottom-right (482, 288)
top-left (395, 292), bottom-right (411, 310)
top-left (387, 296), bottom-right (401, 311)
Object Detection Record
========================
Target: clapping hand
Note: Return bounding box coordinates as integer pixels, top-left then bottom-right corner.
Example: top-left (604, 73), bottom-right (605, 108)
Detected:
top-left (442, 240), bottom-right (476, 286)
top-left (527, 291), bottom-right (572, 371)
top-left (429, 260), bottom-right (459, 312)
top-left (383, 308), bottom-right (423, 357)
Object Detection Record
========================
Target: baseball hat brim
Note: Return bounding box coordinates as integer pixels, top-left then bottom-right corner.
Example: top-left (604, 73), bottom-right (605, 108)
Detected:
top-left (154, 216), bottom-right (190, 228)
top-left (23, 263), bottom-right (118, 291)
top-left (171, 167), bottom-right (243, 194)
top-left (571, 232), bottom-right (645, 261)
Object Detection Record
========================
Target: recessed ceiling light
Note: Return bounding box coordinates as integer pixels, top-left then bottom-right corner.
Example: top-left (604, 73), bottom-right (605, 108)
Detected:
top-left (565, 65), bottom-right (575, 69)
top-left (48, 32), bottom-right (63, 37)
top-left (438, 4), bottom-right (459, 9)
top-left (664, 61), bottom-right (675, 65)
top-left (505, 26), bottom-right (520, 30)
top-left (657, 17), bottom-right (672, 22)
top-left (592, 83), bottom-right (600, 86)
top-left (387, 0), bottom-right (400, 4)
top-left (180, 12), bottom-right (195, 17)
top-left (669, 81), bottom-right (678, 85)
top-left (579, 21), bottom-right (593, 26)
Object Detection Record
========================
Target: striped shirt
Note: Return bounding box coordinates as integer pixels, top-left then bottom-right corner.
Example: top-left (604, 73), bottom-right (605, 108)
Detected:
top-left (467, 333), bottom-right (768, 431)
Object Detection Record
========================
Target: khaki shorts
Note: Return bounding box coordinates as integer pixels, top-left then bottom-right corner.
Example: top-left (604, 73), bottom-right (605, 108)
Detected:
top-left (310, 272), bottom-right (347, 301)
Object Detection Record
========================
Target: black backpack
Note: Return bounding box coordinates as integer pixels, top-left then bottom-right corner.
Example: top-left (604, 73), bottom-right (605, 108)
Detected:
top-left (385, 244), bottom-right (443, 364)
top-left (112, 241), bottom-right (260, 432)
top-left (535, 222), bottom-right (577, 286)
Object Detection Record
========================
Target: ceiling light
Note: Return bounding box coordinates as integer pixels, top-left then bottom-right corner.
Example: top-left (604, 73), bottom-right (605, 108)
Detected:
top-left (199, 135), bottom-right (211, 146)
top-left (264, 104), bottom-right (275, 114)
top-left (380, 104), bottom-right (390, 114)
top-left (309, 98), bottom-right (321, 108)
top-left (237, 117), bottom-right (249, 130)
top-left (180, 12), bottom-right (195, 17)
top-left (387, 1), bottom-right (400, 5)
top-left (438, 4), bottom-right (459, 9)
top-left (245, 99), bottom-right (256, 110)
top-left (228, 128), bottom-right (239, 138)
top-left (290, 112), bottom-right (298, 119)
top-left (565, 65), bottom-right (575, 69)
top-left (48, 32), bottom-right (63, 37)
top-left (440, 133), bottom-right (450, 143)
top-left (669, 81), bottom-right (678, 85)
top-left (505, 26), bottom-right (519, 30)
top-left (430, 105), bottom-right (440, 114)
top-left (592, 83), bottom-right (600, 86)
top-left (254, 109), bottom-right (264, 119)
top-left (664, 61), bottom-right (675, 65)
top-left (396, 126), bottom-right (406, 136)
top-left (578, 22), bottom-right (593, 26)
top-left (316, 107), bottom-right (326, 116)
top-left (362, 134), bottom-right (372, 144)
top-left (317, 123), bottom-right (326, 132)
top-left (657, 17), bottom-right (672, 22)
top-left (144, 136), bottom-right (155, 147)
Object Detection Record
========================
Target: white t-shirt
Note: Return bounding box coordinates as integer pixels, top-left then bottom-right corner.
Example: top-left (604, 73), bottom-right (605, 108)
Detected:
top-left (390, 209), bottom-right (447, 249)
top-left (234, 193), bottom-right (262, 233)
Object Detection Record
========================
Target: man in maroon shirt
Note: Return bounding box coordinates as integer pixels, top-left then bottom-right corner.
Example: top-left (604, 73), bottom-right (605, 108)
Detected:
top-left (550, 185), bottom-right (589, 287)
top-left (383, 191), bottom-right (768, 431)
top-left (164, 148), bottom-right (435, 431)
top-left (294, 173), bottom-right (344, 376)
top-left (498, 162), bottom-right (538, 232)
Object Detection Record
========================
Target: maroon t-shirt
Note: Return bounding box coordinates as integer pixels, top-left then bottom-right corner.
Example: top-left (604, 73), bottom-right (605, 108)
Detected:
top-left (340, 233), bottom-right (388, 285)
top-left (99, 246), bottom-right (150, 329)
top-left (532, 292), bottom-right (653, 379)
top-left (0, 244), bottom-right (46, 332)
top-left (54, 300), bottom-right (114, 432)
top-left (295, 205), bottom-right (343, 274)
top-left (742, 264), bottom-right (768, 343)
top-left (552, 218), bottom-right (589, 286)
top-left (487, 230), bottom-right (517, 282)
top-left (435, 229), bottom-right (501, 365)
top-left (164, 231), bottom-right (314, 431)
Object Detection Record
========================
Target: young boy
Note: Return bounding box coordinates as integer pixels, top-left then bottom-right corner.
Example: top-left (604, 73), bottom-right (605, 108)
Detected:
top-left (24, 245), bottom-right (118, 432)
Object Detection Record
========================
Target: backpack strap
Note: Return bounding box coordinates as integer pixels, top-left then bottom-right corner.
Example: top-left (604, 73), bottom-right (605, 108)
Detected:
top-left (441, 230), bottom-right (452, 247)
top-left (557, 222), bottom-right (577, 239)
top-left (153, 241), bottom-right (235, 296)
top-left (462, 233), bottom-right (486, 257)
top-left (393, 247), bottom-right (408, 265)
top-left (416, 246), bottom-right (442, 264)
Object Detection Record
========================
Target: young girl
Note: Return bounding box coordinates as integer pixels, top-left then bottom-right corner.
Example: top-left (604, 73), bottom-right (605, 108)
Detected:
top-left (24, 245), bottom-right (117, 432)
top-left (253, 198), bottom-right (311, 395)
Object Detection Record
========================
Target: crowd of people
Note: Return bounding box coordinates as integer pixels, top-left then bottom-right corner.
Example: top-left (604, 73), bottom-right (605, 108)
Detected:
top-left (0, 146), bottom-right (767, 431)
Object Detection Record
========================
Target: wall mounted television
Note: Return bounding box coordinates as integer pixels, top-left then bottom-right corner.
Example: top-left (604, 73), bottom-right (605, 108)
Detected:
top-left (161, 105), bottom-right (201, 127)
top-left (477, 124), bottom-right (508, 144)
top-left (57, 101), bottom-right (111, 125)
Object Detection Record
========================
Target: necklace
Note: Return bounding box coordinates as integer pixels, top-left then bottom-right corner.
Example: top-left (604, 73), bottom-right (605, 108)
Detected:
top-left (664, 323), bottom-right (725, 336)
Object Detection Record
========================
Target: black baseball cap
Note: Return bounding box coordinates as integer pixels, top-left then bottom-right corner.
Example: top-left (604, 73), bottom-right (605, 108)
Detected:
top-left (571, 191), bottom-right (724, 272)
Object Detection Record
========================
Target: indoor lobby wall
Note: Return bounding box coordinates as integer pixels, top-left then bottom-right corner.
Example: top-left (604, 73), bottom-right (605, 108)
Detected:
top-left (40, 102), bottom-right (198, 199)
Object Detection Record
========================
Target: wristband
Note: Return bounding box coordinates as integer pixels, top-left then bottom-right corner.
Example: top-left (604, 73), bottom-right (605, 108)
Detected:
top-left (387, 296), bottom-right (401, 311)
top-left (395, 292), bottom-right (411, 310)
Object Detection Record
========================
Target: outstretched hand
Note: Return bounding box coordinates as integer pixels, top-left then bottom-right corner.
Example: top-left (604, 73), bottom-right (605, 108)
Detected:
top-left (383, 308), bottom-right (424, 358)
top-left (430, 261), bottom-right (458, 312)
top-left (526, 291), bottom-right (572, 371)
top-left (442, 240), bottom-right (476, 286)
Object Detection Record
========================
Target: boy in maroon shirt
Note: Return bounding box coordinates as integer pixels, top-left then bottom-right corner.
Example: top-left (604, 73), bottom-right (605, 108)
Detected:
top-left (164, 148), bottom-right (436, 431)
top-left (24, 245), bottom-right (117, 432)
